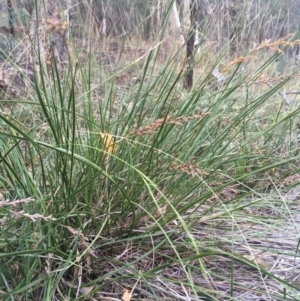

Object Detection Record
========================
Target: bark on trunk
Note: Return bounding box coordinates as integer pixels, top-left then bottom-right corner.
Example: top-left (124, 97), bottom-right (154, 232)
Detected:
top-left (170, 1), bottom-right (185, 46)
top-left (185, 0), bottom-right (197, 90)
top-left (24, 0), bottom-right (75, 72)
top-left (182, 0), bottom-right (191, 36)
top-left (7, 0), bottom-right (14, 36)
top-left (0, 0), bottom-right (76, 98)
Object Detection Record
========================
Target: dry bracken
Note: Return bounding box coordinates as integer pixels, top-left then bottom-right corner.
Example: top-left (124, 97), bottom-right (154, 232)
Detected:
top-left (46, 18), bottom-right (68, 36)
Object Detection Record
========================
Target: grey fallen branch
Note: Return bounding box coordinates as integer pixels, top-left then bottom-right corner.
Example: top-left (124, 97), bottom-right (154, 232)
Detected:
top-left (285, 90), bottom-right (300, 95)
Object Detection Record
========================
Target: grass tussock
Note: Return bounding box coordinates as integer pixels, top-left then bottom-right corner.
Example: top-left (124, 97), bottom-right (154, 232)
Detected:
top-left (0, 1), bottom-right (300, 300)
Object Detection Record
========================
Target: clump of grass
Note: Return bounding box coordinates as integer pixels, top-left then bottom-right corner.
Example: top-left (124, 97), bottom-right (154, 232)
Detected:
top-left (0, 1), bottom-right (300, 300)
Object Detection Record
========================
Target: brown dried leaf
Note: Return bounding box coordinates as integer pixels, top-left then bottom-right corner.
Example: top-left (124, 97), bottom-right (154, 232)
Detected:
top-left (122, 289), bottom-right (132, 301)
top-left (153, 204), bottom-right (168, 219)
top-left (100, 132), bottom-right (117, 154)
top-left (80, 286), bottom-right (94, 295)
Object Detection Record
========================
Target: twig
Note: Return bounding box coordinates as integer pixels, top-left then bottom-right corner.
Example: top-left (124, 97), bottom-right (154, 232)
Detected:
top-left (285, 90), bottom-right (300, 95)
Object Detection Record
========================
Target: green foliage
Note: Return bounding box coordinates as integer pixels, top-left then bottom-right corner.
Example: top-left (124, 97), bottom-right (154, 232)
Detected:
top-left (0, 1), bottom-right (300, 300)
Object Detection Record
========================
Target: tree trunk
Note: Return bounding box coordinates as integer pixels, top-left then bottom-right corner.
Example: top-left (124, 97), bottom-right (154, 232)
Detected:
top-left (7, 0), bottom-right (14, 36)
top-left (0, 0), bottom-right (76, 99)
top-left (182, 0), bottom-right (191, 36)
top-left (24, 0), bottom-right (75, 72)
top-left (169, 0), bottom-right (185, 46)
top-left (185, 0), bottom-right (197, 90)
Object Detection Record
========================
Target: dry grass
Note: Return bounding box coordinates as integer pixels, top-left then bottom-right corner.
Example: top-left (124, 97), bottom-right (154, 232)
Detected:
top-left (0, 197), bottom-right (56, 223)
top-left (221, 35), bottom-right (300, 73)
top-left (130, 113), bottom-right (210, 136)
